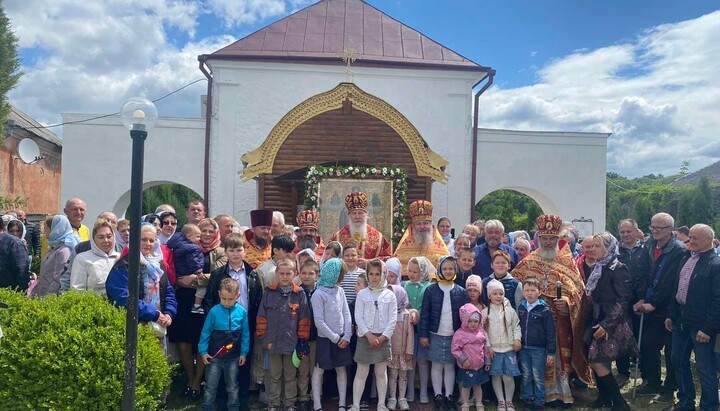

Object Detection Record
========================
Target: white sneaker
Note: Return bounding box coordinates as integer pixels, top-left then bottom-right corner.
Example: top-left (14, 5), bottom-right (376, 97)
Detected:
top-left (420, 394), bottom-right (430, 404)
top-left (377, 405), bottom-right (389, 411)
top-left (386, 398), bottom-right (397, 410)
top-left (398, 398), bottom-right (409, 410)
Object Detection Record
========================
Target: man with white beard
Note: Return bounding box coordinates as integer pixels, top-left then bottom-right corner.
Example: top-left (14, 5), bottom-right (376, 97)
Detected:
top-left (330, 192), bottom-right (391, 263)
top-left (394, 200), bottom-right (449, 278)
top-left (512, 214), bottom-right (590, 408)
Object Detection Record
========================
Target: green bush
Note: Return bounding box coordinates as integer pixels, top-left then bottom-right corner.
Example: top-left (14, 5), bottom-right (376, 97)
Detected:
top-left (0, 289), bottom-right (171, 410)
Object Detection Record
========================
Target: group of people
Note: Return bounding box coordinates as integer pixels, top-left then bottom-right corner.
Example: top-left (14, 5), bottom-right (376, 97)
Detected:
top-left (0, 192), bottom-right (719, 411)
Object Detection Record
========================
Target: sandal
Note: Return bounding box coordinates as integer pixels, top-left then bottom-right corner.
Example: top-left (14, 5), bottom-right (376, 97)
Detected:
top-left (182, 386), bottom-right (192, 397)
top-left (189, 389), bottom-right (202, 401)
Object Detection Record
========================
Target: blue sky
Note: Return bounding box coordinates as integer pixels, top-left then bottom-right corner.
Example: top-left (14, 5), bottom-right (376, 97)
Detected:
top-left (6, 0), bottom-right (720, 177)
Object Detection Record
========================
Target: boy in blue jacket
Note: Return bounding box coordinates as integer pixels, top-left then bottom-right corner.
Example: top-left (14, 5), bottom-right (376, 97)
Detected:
top-left (200, 278), bottom-right (250, 411)
top-left (517, 277), bottom-right (556, 411)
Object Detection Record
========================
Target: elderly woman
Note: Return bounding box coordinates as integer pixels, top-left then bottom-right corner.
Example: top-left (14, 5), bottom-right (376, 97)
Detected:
top-left (106, 224), bottom-right (177, 343)
top-left (70, 219), bottom-right (119, 296)
top-left (157, 211), bottom-right (178, 245)
top-left (513, 238), bottom-right (531, 260)
top-left (583, 231), bottom-right (637, 411)
top-left (169, 217), bottom-right (227, 400)
top-left (115, 219), bottom-right (130, 250)
top-left (33, 215), bottom-right (79, 297)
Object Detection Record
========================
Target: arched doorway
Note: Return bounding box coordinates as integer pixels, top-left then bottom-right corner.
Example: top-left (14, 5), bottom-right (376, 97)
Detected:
top-left (240, 83), bottom-right (449, 225)
top-left (475, 189), bottom-right (546, 233)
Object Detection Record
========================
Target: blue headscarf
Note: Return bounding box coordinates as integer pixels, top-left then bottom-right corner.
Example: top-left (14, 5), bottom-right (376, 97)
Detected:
top-left (318, 257), bottom-right (342, 288)
top-left (48, 215), bottom-right (80, 249)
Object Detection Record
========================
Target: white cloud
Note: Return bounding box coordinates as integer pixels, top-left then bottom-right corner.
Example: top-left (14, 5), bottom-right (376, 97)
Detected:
top-left (478, 11), bottom-right (720, 177)
top-left (4, 0), bottom-right (309, 129)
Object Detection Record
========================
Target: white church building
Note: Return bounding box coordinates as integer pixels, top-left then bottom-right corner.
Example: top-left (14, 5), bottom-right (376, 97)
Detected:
top-left (61, 0), bottom-right (609, 234)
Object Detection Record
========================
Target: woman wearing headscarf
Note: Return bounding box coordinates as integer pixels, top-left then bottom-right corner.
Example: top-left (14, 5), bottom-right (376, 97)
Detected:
top-left (169, 217), bottom-right (227, 399)
top-left (33, 215), bottom-right (79, 297)
top-left (403, 256), bottom-right (436, 403)
top-left (583, 232), bottom-right (637, 411)
top-left (70, 218), bottom-right (119, 296)
top-left (106, 224), bottom-right (177, 350)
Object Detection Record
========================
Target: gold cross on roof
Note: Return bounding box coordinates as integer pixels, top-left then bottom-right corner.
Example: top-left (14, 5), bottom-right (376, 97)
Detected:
top-left (340, 46), bottom-right (359, 82)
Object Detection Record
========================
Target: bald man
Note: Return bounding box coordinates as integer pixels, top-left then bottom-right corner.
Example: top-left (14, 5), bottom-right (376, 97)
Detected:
top-left (64, 198), bottom-right (90, 241)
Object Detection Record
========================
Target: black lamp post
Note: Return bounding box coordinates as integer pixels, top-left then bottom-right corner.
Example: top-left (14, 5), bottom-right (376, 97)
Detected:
top-left (120, 97), bottom-right (158, 411)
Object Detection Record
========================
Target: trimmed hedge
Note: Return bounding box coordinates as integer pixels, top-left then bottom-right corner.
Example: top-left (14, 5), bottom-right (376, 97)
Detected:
top-left (0, 289), bottom-right (171, 410)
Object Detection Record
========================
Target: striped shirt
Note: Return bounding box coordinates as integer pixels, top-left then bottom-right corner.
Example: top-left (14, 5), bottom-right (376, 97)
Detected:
top-left (341, 268), bottom-right (365, 304)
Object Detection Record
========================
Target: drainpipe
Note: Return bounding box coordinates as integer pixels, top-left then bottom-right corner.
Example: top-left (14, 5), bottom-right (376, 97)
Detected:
top-left (198, 56), bottom-right (212, 213)
top-left (470, 69), bottom-right (495, 221)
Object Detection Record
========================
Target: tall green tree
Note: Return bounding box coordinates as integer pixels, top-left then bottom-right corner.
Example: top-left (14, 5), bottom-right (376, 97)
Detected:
top-left (132, 183), bottom-right (203, 226)
top-left (0, 1), bottom-right (21, 127)
top-left (634, 197), bottom-right (654, 232)
top-left (691, 176), bottom-right (714, 225)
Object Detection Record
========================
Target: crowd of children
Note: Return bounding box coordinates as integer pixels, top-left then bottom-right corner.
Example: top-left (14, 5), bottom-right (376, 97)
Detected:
top-left (197, 235), bottom-right (559, 411)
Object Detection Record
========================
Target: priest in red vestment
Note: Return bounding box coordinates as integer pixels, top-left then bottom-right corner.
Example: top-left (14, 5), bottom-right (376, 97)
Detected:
top-left (394, 200), bottom-right (449, 278)
top-left (293, 210), bottom-right (325, 260)
top-left (511, 214), bottom-right (591, 406)
top-left (243, 209), bottom-right (273, 269)
top-left (330, 191), bottom-right (391, 262)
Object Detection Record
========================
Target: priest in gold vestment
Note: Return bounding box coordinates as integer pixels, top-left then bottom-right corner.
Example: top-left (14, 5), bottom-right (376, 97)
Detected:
top-left (394, 200), bottom-right (449, 278)
top-left (512, 214), bottom-right (591, 406)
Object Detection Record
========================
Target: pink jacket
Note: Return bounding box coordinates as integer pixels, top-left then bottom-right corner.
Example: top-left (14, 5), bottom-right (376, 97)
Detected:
top-left (451, 303), bottom-right (488, 370)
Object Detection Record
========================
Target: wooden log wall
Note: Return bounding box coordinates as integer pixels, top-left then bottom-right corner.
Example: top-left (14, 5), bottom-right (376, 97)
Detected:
top-left (261, 107), bottom-right (431, 226)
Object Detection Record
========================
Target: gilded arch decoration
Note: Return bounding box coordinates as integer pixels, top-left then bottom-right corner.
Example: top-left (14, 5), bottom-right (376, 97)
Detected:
top-left (239, 82), bottom-right (449, 183)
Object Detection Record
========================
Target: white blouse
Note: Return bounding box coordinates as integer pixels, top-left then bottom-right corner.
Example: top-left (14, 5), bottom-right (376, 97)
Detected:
top-left (355, 287), bottom-right (398, 339)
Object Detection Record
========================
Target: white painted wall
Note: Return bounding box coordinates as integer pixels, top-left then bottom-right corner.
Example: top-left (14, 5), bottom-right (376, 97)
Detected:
top-left (61, 114), bottom-right (205, 222)
top-left (475, 128), bottom-right (610, 232)
top-left (206, 60), bottom-right (482, 227)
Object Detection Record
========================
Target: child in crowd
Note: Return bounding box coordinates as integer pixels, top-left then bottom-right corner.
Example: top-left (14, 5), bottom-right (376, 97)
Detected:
top-left (419, 256), bottom-right (469, 411)
top-left (404, 257), bottom-right (436, 403)
top-left (385, 257), bottom-right (402, 286)
top-left (320, 241), bottom-right (343, 268)
top-left (311, 258), bottom-right (353, 411)
top-left (168, 223), bottom-right (205, 314)
top-left (256, 258), bottom-right (311, 411)
top-left (199, 278), bottom-right (250, 411)
top-left (453, 235), bottom-right (472, 257)
top-left (298, 259), bottom-right (319, 411)
top-left (387, 284), bottom-right (414, 411)
top-left (517, 278), bottom-right (556, 411)
top-left (481, 250), bottom-right (523, 310)
top-left (341, 243), bottom-right (365, 306)
top-left (452, 303), bottom-right (490, 411)
top-left (351, 259), bottom-right (398, 411)
top-left (455, 247), bottom-right (476, 288)
top-left (465, 275), bottom-right (486, 314)
top-left (485, 279), bottom-right (522, 411)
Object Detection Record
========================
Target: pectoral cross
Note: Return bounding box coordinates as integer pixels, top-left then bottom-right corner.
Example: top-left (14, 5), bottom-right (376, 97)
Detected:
top-left (340, 46), bottom-right (359, 83)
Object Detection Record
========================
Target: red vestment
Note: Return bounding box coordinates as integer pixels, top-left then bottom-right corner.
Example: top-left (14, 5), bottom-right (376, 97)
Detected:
top-left (330, 224), bottom-right (391, 260)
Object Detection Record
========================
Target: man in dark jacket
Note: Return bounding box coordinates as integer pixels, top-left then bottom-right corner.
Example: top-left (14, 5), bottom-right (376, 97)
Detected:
top-left (633, 213), bottom-right (686, 401)
top-left (616, 218), bottom-right (644, 382)
top-left (0, 217), bottom-right (30, 291)
top-left (664, 224), bottom-right (720, 411)
top-left (15, 209), bottom-right (40, 258)
top-left (203, 233), bottom-right (263, 411)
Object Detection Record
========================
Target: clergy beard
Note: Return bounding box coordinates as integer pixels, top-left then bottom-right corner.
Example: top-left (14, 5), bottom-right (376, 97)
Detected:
top-left (254, 236), bottom-right (269, 249)
top-left (413, 230), bottom-right (432, 246)
top-left (538, 245), bottom-right (559, 260)
top-left (350, 221), bottom-right (367, 239)
top-left (299, 235), bottom-right (316, 250)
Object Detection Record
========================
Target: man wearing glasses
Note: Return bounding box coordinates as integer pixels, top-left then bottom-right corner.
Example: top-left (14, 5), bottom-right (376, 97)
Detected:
top-left (633, 212), bottom-right (686, 403)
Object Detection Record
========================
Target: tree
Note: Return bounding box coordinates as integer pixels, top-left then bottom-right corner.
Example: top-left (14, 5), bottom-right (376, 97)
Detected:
top-left (691, 176), bottom-right (714, 225)
top-left (679, 160), bottom-right (691, 177)
top-left (606, 202), bottom-right (623, 236)
top-left (634, 197), bottom-right (654, 232)
top-left (0, 1), bottom-right (21, 129)
top-left (136, 183), bottom-right (203, 226)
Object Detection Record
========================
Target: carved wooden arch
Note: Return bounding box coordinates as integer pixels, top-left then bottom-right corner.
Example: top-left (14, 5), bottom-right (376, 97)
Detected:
top-left (240, 82), bottom-right (449, 182)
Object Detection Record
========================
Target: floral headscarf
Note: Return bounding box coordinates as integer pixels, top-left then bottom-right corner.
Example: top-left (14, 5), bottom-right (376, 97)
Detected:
top-left (409, 256), bottom-right (436, 283)
top-left (367, 259), bottom-right (388, 292)
top-left (198, 218), bottom-right (221, 253)
top-left (586, 234), bottom-right (619, 296)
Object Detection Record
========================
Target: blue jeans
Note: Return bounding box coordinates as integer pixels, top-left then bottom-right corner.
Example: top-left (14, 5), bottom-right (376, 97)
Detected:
top-left (204, 356), bottom-right (240, 411)
top-left (519, 347), bottom-right (546, 406)
top-left (671, 324), bottom-right (718, 411)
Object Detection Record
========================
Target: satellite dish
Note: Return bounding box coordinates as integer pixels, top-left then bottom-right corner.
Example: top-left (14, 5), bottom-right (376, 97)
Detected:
top-left (17, 138), bottom-right (41, 164)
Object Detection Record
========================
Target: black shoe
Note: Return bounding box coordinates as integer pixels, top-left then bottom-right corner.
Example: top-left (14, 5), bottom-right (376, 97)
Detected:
top-left (653, 391), bottom-right (675, 404)
top-left (635, 384), bottom-right (661, 396)
top-left (444, 395), bottom-right (455, 410)
top-left (433, 395), bottom-right (445, 411)
top-left (661, 404), bottom-right (695, 411)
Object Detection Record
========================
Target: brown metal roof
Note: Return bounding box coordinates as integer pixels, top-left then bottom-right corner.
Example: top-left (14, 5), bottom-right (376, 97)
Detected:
top-left (206, 0), bottom-right (489, 72)
top-left (8, 105), bottom-right (62, 147)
